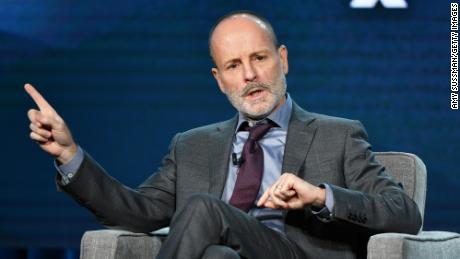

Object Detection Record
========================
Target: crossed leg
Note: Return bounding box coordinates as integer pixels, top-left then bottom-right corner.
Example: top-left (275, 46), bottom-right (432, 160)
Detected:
top-left (156, 194), bottom-right (305, 259)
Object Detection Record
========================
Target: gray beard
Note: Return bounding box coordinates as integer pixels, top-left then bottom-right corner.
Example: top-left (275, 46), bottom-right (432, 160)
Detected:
top-left (226, 79), bottom-right (286, 120)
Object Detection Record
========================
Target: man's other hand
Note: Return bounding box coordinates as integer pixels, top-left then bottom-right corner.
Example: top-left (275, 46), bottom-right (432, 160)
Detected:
top-left (25, 83), bottom-right (77, 164)
top-left (257, 173), bottom-right (326, 210)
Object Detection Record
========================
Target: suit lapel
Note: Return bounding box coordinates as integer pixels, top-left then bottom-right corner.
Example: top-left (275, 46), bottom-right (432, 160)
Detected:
top-left (282, 102), bottom-right (317, 175)
top-left (208, 116), bottom-right (238, 197)
top-left (207, 102), bottom-right (317, 196)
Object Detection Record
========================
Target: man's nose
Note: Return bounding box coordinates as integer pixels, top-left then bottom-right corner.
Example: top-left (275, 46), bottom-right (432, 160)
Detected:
top-left (243, 63), bottom-right (257, 83)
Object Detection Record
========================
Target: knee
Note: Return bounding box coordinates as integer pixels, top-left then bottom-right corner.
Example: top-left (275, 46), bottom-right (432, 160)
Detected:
top-left (202, 245), bottom-right (240, 259)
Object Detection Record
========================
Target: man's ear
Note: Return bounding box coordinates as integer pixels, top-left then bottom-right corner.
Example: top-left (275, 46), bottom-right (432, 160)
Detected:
top-left (278, 45), bottom-right (289, 75)
top-left (212, 67), bottom-right (226, 93)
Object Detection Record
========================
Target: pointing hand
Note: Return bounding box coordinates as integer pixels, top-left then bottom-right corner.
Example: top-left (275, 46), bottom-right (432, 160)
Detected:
top-left (25, 83), bottom-right (77, 164)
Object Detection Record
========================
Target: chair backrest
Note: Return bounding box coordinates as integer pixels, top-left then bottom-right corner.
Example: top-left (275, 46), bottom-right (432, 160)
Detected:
top-left (374, 152), bottom-right (427, 228)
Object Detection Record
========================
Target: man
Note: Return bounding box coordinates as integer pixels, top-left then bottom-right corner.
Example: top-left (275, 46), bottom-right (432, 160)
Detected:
top-left (26, 11), bottom-right (422, 259)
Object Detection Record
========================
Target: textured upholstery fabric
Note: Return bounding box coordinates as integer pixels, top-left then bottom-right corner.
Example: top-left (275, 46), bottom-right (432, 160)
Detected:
top-left (80, 230), bottom-right (162, 259)
top-left (80, 152), bottom-right (459, 259)
top-left (367, 231), bottom-right (460, 259)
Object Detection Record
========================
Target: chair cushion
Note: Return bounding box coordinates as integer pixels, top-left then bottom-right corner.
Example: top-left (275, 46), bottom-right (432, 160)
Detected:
top-left (367, 231), bottom-right (460, 259)
top-left (81, 229), bottom-right (162, 259)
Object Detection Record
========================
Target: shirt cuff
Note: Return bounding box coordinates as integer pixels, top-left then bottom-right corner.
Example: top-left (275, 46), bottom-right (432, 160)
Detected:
top-left (323, 183), bottom-right (334, 212)
top-left (54, 146), bottom-right (84, 184)
top-left (311, 183), bottom-right (334, 222)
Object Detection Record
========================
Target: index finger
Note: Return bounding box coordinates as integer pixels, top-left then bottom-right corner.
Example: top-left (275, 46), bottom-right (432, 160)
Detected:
top-left (24, 83), bottom-right (55, 112)
top-left (257, 189), bottom-right (270, 207)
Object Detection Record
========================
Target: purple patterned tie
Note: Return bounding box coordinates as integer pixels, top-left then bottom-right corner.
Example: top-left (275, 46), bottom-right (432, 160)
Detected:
top-left (229, 121), bottom-right (275, 212)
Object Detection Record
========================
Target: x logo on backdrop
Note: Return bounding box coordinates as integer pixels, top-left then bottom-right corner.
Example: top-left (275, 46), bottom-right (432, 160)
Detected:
top-left (350, 0), bottom-right (408, 8)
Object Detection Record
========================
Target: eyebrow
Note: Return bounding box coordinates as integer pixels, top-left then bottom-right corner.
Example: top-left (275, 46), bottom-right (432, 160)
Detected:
top-left (223, 58), bottom-right (240, 67)
top-left (222, 49), bottom-right (272, 67)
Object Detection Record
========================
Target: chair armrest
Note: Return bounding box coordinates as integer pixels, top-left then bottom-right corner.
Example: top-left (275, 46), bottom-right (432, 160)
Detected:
top-left (81, 229), bottom-right (163, 259)
top-left (367, 231), bottom-right (460, 259)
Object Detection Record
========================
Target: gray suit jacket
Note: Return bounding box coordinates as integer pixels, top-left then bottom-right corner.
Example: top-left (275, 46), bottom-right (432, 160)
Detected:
top-left (58, 102), bottom-right (422, 259)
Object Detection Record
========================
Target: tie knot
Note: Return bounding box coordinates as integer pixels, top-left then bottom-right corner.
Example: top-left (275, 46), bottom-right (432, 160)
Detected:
top-left (247, 121), bottom-right (275, 141)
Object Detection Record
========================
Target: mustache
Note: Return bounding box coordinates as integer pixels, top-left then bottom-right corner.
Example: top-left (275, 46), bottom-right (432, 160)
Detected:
top-left (240, 82), bottom-right (271, 97)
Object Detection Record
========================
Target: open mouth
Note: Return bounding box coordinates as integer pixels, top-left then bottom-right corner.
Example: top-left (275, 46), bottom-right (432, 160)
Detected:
top-left (242, 86), bottom-right (268, 98)
top-left (248, 88), bottom-right (264, 97)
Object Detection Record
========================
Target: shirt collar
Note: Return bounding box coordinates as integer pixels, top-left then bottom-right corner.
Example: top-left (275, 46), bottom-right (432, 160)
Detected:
top-left (236, 93), bottom-right (292, 132)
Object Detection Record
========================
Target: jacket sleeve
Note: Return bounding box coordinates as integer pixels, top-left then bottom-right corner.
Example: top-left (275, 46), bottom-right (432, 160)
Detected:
top-left (328, 121), bottom-right (422, 235)
top-left (56, 133), bottom-right (181, 233)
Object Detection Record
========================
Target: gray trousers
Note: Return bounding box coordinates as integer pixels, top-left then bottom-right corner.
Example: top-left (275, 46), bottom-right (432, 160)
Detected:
top-left (156, 194), bottom-right (305, 259)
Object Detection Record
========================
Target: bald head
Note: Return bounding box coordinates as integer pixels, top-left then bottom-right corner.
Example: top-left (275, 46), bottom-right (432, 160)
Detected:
top-left (209, 11), bottom-right (279, 66)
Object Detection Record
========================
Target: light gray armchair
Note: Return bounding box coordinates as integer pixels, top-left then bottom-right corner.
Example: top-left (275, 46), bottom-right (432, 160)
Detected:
top-left (80, 152), bottom-right (460, 259)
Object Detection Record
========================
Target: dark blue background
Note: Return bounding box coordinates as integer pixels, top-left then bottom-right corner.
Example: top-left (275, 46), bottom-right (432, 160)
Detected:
top-left (1, 0), bottom-right (458, 258)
